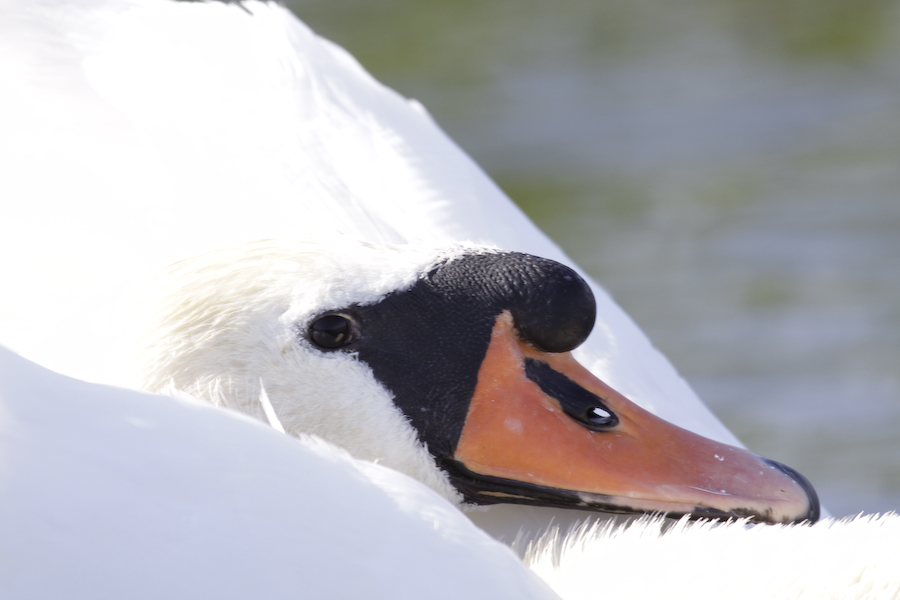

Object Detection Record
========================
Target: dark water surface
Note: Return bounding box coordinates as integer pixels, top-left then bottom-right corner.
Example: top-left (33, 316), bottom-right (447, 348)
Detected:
top-left (288, 0), bottom-right (900, 517)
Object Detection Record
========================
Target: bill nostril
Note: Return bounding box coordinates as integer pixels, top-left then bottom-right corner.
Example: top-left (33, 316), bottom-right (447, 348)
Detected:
top-left (523, 358), bottom-right (618, 430)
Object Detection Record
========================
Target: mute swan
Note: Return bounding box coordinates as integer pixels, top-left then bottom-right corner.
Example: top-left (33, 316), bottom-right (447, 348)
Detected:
top-left (2, 0), bottom-right (899, 598)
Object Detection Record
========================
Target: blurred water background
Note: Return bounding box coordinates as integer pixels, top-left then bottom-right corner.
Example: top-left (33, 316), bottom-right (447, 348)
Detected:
top-left (285, 0), bottom-right (900, 518)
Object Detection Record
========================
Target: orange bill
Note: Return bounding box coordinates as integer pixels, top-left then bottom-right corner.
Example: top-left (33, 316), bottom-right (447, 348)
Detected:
top-left (451, 312), bottom-right (819, 524)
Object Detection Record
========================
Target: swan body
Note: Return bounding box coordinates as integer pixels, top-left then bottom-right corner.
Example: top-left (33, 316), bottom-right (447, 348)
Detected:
top-left (3, 345), bottom-right (898, 599)
top-left (1, 0), bottom-right (898, 599)
top-left (0, 345), bottom-right (557, 600)
top-left (528, 514), bottom-right (900, 600)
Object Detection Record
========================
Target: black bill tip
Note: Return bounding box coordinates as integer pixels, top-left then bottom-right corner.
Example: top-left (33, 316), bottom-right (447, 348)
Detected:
top-left (763, 458), bottom-right (820, 523)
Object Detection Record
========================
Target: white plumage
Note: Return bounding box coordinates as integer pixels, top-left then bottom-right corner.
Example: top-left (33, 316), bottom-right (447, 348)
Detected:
top-left (0, 345), bottom-right (557, 600)
top-left (529, 513), bottom-right (900, 600)
top-left (1, 1), bottom-right (899, 599)
top-left (0, 0), bottom-right (738, 451)
top-left (132, 239), bottom-right (480, 504)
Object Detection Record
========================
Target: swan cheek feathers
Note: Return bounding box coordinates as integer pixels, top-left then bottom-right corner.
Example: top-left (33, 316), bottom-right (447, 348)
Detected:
top-left (130, 240), bottom-right (470, 505)
top-left (266, 344), bottom-right (462, 504)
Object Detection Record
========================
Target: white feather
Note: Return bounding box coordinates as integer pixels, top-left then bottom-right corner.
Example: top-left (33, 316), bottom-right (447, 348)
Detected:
top-left (2, 1), bottom-right (896, 599)
top-left (0, 0), bottom-right (737, 455)
top-left (0, 346), bottom-right (557, 600)
top-left (258, 381), bottom-right (285, 434)
top-left (529, 514), bottom-right (900, 600)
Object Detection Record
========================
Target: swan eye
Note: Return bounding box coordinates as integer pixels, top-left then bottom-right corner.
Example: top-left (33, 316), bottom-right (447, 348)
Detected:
top-left (309, 315), bottom-right (359, 350)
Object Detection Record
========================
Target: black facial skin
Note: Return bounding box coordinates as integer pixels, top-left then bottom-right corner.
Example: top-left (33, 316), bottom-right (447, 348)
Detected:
top-left (304, 251), bottom-right (596, 460)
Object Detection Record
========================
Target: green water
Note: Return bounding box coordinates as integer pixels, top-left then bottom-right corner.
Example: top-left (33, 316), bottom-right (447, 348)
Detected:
top-left (287, 0), bottom-right (900, 517)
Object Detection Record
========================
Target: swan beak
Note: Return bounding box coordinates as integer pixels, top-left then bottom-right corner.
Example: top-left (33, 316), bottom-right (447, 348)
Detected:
top-left (450, 312), bottom-right (819, 524)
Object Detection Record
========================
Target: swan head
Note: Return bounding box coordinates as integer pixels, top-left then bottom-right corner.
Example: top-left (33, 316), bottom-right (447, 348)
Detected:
top-left (134, 239), bottom-right (819, 524)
